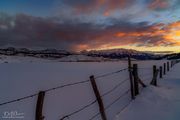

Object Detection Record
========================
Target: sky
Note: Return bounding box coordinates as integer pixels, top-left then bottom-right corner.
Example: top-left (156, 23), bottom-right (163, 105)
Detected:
top-left (0, 0), bottom-right (180, 52)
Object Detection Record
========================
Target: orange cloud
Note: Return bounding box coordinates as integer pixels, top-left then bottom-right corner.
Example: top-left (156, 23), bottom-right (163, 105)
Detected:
top-left (175, 31), bottom-right (180, 36)
top-left (116, 32), bottom-right (126, 37)
top-left (163, 21), bottom-right (180, 45)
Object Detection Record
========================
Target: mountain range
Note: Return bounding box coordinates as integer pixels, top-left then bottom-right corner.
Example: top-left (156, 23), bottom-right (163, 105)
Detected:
top-left (0, 47), bottom-right (179, 60)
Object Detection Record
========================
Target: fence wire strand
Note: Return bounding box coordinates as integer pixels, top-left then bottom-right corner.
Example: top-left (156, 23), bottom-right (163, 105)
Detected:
top-left (95, 68), bottom-right (128, 79)
top-left (105, 89), bottom-right (130, 110)
top-left (60, 100), bottom-right (97, 120)
top-left (89, 112), bottom-right (101, 120)
top-left (0, 93), bottom-right (38, 106)
top-left (45, 79), bottom-right (90, 92)
top-left (101, 78), bottom-right (129, 97)
top-left (117, 99), bottom-right (133, 115)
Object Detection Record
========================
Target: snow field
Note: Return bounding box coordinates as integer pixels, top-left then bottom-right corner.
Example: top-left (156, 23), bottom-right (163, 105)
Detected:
top-left (0, 57), bottom-right (171, 120)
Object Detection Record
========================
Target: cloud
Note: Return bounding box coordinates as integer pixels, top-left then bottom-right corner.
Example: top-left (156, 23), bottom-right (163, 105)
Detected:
top-left (147, 0), bottom-right (170, 11)
top-left (56, 0), bottom-right (180, 17)
top-left (0, 13), bottom-right (179, 51)
top-left (146, 0), bottom-right (180, 11)
top-left (51, 0), bottom-right (179, 25)
top-left (56, 0), bottom-right (136, 16)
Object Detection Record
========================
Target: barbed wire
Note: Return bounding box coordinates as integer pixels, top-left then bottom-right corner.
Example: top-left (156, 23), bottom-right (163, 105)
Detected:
top-left (0, 93), bottom-right (38, 106)
top-left (116, 99), bottom-right (133, 115)
top-left (105, 89), bottom-right (130, 110)
top-left (95, 68), bottom-right (128, 79)
top-left (45, 79), bottom-right (90, 93)
top-left (88, 112), bottom-right (101, 120)
top-left (101, 78), bottom-right (129, 98)
top-left (60, 100), bottom-right (97, 120)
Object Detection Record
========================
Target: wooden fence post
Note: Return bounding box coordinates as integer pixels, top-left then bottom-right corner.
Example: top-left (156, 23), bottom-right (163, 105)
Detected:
top-left (167, 62), bottom-right (169, 71)
top-left (128, 56), bottom-right (135, 100)
top-left (90, 75), bottom-right (107, 120)
top-left (153, 65), bottom-right (157, 85)
top-left (163, 63), bottom-right (166, 75)
top-left (159, 66), bottom-right (162, 79)
top-left (36, 91), bottom-right (45, 120)
top-left (133, 64), bottom-right (139, 96)
top-left (150, 65), bottom-right (159, 86)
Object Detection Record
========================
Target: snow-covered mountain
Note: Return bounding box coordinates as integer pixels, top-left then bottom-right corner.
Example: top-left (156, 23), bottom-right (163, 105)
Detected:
top-left (0, 47), bottom-right (174, 61)
top-left (162, 53), bottom-right (180, 60)
top-left (0, 47), bottom-right (117, 62)
top-left (81, 48), bottom-right (159, 60)
top-left (0, 47), bottom-right (72, 58)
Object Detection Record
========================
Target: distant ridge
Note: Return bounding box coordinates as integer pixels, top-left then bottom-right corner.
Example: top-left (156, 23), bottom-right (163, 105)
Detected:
top-left (0, 47), bottom-right (179, 60)
top-left (81, 48), bottom-right (160, 60)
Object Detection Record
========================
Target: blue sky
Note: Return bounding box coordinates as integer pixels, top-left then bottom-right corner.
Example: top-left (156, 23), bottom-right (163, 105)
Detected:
top-left (0, 0), bottom-right (55, 16)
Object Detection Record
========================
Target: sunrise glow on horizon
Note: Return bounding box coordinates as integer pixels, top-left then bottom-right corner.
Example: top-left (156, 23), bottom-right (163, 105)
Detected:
top-left (0, 0), bottom-right (180, 53)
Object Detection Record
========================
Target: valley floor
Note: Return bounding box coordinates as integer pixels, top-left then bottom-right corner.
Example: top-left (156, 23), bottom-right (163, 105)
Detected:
top-left (116, 63), bottom-right (180, 120)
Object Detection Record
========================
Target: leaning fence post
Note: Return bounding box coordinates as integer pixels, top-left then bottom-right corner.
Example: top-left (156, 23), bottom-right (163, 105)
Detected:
top-left (133, 64), bottom-right (139, 96)
top-left (128, 56), bottom-right (135, 100)
top-left (163, 63), bottom-right (166, 75)
top-left (159, 66), bottom-right (162, 79)
top-left (167, 62), bottom-right (169, 71)
top-left (90, 75), bottom-right (107, 120)
top-left (36, 91), bottom-right (45, 120)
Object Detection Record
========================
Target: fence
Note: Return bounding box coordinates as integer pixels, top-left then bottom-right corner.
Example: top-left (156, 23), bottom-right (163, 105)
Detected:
top-left (0, 58), bottom-right (180, 120)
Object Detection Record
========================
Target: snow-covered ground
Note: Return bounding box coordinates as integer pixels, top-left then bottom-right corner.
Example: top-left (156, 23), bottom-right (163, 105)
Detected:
top-left (0, 54), bottom-right (115, 63)
top-left (0, 55), bottom-right (178, 120)
top-left (116, 63), bottom-right (180, 120)
top-left (58, 55), bottom-right (113, 62)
